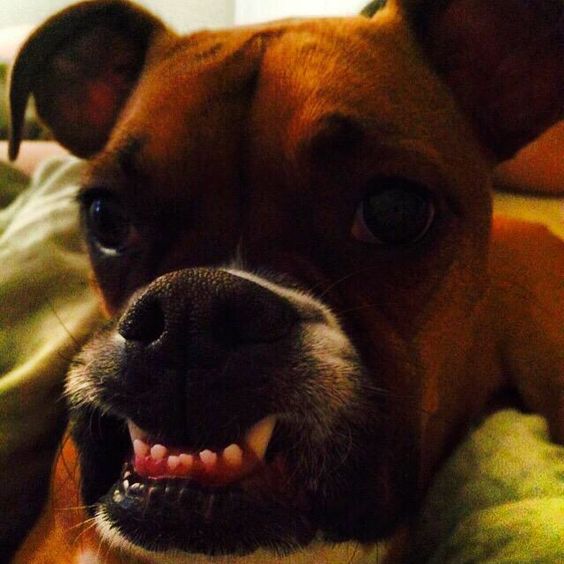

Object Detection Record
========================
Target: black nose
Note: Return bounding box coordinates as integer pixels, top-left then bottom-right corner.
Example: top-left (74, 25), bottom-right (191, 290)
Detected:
top-left (117, 268), bottom-right (298, 355)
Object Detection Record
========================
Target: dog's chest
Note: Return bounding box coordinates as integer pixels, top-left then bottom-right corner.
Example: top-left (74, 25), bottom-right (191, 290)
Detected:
top-left (75, 541), bottom-right (388, 564)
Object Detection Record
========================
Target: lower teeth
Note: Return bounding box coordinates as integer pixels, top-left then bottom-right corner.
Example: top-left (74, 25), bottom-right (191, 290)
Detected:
top-left (130, 483), bottom-right (143, 493)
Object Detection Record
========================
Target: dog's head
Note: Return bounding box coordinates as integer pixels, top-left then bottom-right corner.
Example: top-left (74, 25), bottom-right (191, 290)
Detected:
top-left (9, 0), bottom-right (563, 559)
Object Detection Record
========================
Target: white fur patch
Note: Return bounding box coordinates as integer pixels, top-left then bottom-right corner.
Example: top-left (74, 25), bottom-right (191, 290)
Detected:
top-left (223, 268), bottom-right (342, 330)
top-left (225, 268), bottom-right (360, 420)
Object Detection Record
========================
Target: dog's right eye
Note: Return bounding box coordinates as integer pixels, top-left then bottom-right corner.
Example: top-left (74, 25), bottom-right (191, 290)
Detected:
top-left (83, 194), bottom-right (138, 253)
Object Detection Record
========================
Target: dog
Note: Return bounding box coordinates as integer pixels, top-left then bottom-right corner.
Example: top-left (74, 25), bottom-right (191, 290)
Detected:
top-left (8, 0), bottom-right (563, 562)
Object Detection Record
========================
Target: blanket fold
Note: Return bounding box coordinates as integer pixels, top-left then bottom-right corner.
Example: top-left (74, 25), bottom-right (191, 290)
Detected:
top-left (0, 158), bottom-right (102, 558)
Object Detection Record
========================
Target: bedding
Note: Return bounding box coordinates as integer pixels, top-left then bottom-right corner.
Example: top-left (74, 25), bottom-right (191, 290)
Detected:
top-left (0, 157), bottom-right (102, 558)
top-left (1, 155), bottom-right (562, 561)
top-left (410, 410), bottom-right (564, 563)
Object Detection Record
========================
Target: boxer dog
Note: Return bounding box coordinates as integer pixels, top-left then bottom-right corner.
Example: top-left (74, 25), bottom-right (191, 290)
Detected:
top-left (8, 0), bottom-right (563, 562)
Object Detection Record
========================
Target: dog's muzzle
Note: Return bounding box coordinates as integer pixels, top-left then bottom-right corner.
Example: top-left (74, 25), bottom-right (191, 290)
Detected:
top-left (117, 269), bottom-right (301, 485)
top-left (65, 267), bottom-right (392, 556)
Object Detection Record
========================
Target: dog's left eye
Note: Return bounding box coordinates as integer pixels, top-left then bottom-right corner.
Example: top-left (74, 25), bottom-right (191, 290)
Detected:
top-left (352, 177), bottom-right (435, 246)
top-left (84, 194), bottom-right (138, 253)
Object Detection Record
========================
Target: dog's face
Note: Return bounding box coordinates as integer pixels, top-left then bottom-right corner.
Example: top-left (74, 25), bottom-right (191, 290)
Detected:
top-left (9, 0), bottom-right (563, 559)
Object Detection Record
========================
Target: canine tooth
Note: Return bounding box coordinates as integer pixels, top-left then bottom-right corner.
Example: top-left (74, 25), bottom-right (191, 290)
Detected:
top-left (244, 415), bottom-right (277, 460)
top-left (124, 470), bottom-right (132, 479)
top-left (200, 450), bottom-right (218, 466)
top-left (223, 444), bottom-right (243, 466)
top-left (123, 480), bottom-right (130, 491)
top-left (168, 456), bottom-right (180, 470)
top-left (133, 439), bottom-right (150, 457)
top-left (127, 419), bottom-right (148, 442)
top-left (179, 454), bottom-right (193, 468)
top-left (151, 444), bottom-right (167, 459)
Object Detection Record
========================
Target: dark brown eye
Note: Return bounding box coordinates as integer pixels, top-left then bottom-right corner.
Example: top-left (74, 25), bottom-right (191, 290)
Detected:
top-left (84, 193), bottom-right (138, 253)
top-left (352, 177), bottom-right (435, 245)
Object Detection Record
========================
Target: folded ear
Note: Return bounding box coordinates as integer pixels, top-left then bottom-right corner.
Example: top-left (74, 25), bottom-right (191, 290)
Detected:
top-left (9, 0), bottom-right (167, 160)
top-left (399, 0), bottom-right (563, 160)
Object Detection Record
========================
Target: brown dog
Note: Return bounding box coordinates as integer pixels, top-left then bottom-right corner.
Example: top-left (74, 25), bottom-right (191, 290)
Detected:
top-left (8, 0), bottom-right (563, 562)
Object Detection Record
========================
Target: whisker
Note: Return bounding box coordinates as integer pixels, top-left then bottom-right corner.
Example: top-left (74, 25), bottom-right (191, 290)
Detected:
top-left (70, 517), bottom-right (98, 549)
top-left (66, 515), bottom-right (97, 534)
top-left (53, 433), bottom-right (79, 491)
top-left (314, 265), bottom-right (382, 299)
top-left (56, 352), bottom-right (81, 365)
top-left (57, 504), bottom-right (96, 512)
top-left (47, 299), bottom-right (81, 349)
top-left (333, 302), bottom-right (382, 317)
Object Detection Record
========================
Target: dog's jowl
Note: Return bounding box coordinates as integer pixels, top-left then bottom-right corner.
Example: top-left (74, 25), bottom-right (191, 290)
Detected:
top-left (8, 0), bottom-right (563, 562)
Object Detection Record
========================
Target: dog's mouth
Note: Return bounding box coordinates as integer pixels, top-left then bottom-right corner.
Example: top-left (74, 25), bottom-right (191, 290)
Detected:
top-left (69, 268), bottom-right (408, 556)
top-left (126, 415), bottom-right (279, 487)
top-left (96, 413), bottom-right (316, 556)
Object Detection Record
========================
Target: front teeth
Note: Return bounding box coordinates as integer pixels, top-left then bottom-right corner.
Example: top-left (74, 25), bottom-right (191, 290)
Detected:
top-left (179, 454), bottom-right (193, 469)
top-left (150, 444), bottom-right (167, 460)
top-left (199, 450), bottom-right (218, 466)
top-left (126, 414), bottom-right (277, 475)
top-left (167, 456), bottom-right (180, 470)
top-left (223, 443), bottom-right (243, 466)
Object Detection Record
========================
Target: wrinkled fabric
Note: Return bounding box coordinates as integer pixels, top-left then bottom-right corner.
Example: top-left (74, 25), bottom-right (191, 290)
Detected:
top-left (0, 158), bottom-right (102, 557)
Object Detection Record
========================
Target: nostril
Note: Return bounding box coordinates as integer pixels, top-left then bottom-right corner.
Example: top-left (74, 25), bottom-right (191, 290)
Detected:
top-left (118, 296), bottom-right (166, 344)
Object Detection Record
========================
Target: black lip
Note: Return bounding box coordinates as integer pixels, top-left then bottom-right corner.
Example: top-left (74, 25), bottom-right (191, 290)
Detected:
top-left (72, 409), bottom-right (318, 555)
top-left (69, 321), bottom-right (411, 554)
top-left (73, 402), bottom-right (414, 554)
top-left (101, 463), bottom-right (316, 556)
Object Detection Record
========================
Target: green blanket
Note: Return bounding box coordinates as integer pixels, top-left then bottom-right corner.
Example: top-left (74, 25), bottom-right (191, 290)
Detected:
top-left (0, 158), bottom-right (102, 557)
top-left (410, 410), bottom-right (564, 563)
top-left (0, 157), bottom-right (562, 561)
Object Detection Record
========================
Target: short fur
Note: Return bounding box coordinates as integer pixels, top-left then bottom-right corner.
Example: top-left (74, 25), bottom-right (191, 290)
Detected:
top-left (9, 0), bottom-right (563, 562)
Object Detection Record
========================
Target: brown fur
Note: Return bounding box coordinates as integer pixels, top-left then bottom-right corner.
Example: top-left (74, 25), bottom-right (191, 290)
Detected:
top-left (9, 0), bottom-right (563, 562)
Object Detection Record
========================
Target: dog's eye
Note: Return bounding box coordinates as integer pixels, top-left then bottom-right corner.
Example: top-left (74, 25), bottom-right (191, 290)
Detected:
top-left (85, 194), bottom-right (138, 252)
top-left (352, 178), bottom-right (435, 245)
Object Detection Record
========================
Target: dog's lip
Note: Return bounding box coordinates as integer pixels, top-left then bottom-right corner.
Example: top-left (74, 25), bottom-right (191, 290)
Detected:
top-left (106, 453), bottom-right (311, 555)
top-left (126, 416), bottom-right (277, 486)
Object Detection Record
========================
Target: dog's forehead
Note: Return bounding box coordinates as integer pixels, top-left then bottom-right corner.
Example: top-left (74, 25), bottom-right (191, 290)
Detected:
top-left (91, 13), bottom-right (489, 212)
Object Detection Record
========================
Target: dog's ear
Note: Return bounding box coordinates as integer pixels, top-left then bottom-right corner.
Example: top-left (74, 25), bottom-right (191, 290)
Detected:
top-left (8, 0), bottom-right (168, 160)
top-left (396, 0), bottom-right (563, 160)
